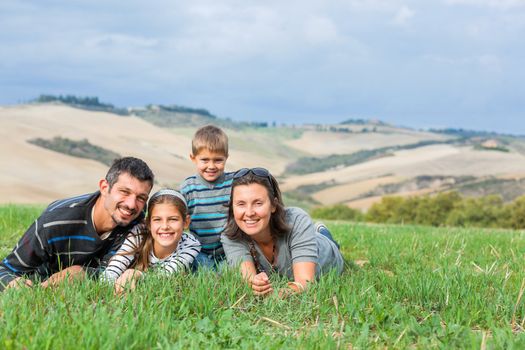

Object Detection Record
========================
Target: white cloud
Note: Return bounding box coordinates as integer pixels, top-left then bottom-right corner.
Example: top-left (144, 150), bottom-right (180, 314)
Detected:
top-left (423, 54), bottom-right (502, 72)
top-left (86, 34), bottom-right (159, 50)
top-left (0, 0), bottom-right (524, 133)
top-left (392, 6), bottom-right (415, 26)
top-left (445, 0), bottom-right (525, 9)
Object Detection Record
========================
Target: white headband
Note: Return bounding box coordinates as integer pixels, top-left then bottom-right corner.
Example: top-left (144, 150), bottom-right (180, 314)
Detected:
top-left (149, 188), bottom-right (188, 210)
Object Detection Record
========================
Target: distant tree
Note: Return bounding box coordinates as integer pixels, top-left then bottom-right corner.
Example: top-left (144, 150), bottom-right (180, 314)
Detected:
top-left (366, 196), bottom-right (406, 223)
top-left (505, 196), bottom-right (525, 229)
top-left (311, 204), bottom-right (363, 221)
top-left (446, 195), bottom-right (505, 228)
top-left (414, 192), bottom-right (462, 226)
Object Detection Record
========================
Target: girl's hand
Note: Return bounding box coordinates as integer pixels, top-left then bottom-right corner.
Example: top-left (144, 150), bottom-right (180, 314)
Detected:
top-left (250, 272), bottom-right (273, 296)
top-left (114, 269), bottom-right (143, 295)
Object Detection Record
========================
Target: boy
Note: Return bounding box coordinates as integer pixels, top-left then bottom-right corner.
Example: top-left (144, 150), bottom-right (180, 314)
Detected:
top-left (180, 125), bottom-right (234, 269)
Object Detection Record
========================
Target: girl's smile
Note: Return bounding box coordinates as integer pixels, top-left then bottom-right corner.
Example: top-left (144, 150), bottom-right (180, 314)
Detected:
top-left (150, 203), bottom-right (189, 259)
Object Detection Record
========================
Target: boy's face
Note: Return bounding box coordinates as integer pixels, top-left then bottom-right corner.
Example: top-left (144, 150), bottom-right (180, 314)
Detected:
top-left (190, 149), bottom-right (227, 183)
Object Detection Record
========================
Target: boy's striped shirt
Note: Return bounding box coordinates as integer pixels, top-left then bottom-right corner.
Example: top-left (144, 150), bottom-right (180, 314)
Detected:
top-left (180, 172), bottom-right (234, 254)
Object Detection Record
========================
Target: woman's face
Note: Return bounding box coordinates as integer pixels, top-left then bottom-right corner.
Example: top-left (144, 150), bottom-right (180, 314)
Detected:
top-left (232, 183), bottom-right (276, 239)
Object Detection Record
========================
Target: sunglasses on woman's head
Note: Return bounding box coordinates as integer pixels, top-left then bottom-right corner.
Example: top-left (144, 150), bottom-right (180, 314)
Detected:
top-left (233, 167), bottom-right (276, 196)
top-left (233, 167), bottom-right (271, 180)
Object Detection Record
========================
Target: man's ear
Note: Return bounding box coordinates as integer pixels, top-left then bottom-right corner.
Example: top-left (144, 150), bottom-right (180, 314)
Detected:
top-left (99, 178), bottom-right (110, 196)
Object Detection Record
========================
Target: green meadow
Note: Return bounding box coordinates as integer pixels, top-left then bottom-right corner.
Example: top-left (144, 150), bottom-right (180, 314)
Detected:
top-left (2, 205), bottom-right (525, 349)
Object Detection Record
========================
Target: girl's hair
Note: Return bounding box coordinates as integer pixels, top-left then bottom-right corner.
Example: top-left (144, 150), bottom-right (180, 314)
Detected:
top-left (129, 189), bottom-right (188, 271)
top-left (224, 170), bottom-right (290, 241)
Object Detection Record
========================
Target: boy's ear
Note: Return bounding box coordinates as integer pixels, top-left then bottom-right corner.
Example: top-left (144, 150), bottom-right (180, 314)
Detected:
top-left (189, 153), bottom-right (196, 161)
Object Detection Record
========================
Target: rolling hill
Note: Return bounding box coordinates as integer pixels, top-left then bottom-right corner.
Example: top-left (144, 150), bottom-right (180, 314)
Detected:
top-left (1, 98), bottom-right (525, 210)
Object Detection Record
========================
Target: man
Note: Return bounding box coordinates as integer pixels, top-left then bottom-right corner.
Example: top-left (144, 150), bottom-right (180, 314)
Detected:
top-left (0, 157), bottom-right (154, 291)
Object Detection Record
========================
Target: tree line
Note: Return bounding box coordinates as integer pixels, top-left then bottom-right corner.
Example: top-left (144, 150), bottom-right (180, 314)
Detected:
top-left (310, 192), bottom-right (525, 229)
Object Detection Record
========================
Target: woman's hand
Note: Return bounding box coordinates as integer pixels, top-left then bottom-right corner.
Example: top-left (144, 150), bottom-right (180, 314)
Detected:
top-left (250, 272), bottom-right (273, 296)
top-left (278, 281), bottom-right (305, 299)
top-left (114, 269), bottom-right (143, 295)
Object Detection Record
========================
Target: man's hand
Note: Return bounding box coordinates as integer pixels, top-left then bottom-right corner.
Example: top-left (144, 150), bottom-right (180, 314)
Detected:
top-left (5, 277), bottom-right (33, 290)
top-left (250, 272), bottom-right (273, 296)
top-left (41, 265), bottom-right (86, 288)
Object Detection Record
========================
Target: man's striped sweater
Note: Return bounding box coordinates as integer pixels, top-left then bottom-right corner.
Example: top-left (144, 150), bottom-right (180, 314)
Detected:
top-left (0, 192), bottom-right (143, 291)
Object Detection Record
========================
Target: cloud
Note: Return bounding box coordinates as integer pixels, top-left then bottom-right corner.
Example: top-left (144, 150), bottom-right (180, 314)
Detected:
top-left (392, 6), bottom-right (415, 26)
top-left (423, 54), bottom-right (502, 73)
top-left (0, 1), bottom-right (524, 133)
top-left (86, 34), bottom-right (159, 50)
top-left (444, 0), bottom-right (525, 9)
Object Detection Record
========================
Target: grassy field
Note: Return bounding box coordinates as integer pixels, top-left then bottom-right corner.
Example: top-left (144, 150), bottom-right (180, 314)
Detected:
top-left (2, 205), bottom-right (525, 348)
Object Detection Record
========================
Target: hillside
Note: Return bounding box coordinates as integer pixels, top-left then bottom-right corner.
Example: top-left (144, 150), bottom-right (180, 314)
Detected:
top-left (1, 100), bottom-right (525, 209)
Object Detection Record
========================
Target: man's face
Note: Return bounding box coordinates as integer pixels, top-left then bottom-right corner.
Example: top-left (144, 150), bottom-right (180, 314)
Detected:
top-left (100, 172), bottom-right (152, 227)
top-left (190, 149), bottom-right (227, 183)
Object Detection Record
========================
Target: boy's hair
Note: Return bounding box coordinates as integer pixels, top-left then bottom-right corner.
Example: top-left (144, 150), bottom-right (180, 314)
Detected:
top-left (131, 189), bottom-right (189, 271)
top-left (105, 157), bottom-right (155, 190)
top-left (191, 125), bottom-right (229, 157)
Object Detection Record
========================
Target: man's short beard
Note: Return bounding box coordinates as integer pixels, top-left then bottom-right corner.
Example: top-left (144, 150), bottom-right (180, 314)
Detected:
top-left (111, 213), bottom-right (132, 227)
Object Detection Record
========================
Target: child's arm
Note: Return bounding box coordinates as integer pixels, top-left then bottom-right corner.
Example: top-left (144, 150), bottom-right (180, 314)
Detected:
top-left (100, 228), bottom-right (141, 282)
top-left (157, 233), bottom-right (201, 274)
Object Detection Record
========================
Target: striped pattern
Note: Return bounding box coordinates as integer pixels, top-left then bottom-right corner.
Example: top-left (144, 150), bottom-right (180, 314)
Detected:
top-left (180, 172), bottom-right (234, 254)
top-left (0, 191), bottom-right (143, 291)
top-left (101, 226), bottom-right (201, 282)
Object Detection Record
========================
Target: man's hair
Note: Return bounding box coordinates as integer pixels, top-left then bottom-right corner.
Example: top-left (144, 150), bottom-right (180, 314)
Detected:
top-left (105, 157), bottom-right (154, 189)
top-left (191, 125), bottom-right (229, 157)
top-left (224, 172), bottom-right (290, 241)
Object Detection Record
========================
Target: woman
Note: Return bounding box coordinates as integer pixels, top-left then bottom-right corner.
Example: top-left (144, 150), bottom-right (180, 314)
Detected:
top-left (222, 168), bottom-right (344, 296)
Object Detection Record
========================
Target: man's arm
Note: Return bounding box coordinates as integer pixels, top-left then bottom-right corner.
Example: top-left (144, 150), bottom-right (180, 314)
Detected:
top-left (0, 218), bottom-right (48, 291)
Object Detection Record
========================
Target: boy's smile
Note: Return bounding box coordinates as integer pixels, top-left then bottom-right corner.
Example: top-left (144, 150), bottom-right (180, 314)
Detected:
top-left (191, 149), bottom-right (227, 183)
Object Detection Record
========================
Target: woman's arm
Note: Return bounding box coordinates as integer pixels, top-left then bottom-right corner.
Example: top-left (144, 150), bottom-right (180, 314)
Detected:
top-left (291, 261), bottom-right (316, 291)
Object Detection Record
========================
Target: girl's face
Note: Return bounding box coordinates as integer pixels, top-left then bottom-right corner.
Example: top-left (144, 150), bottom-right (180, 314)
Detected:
top-left (149, 202), bottom-right (189, 258)
top-left (232, 183), bottom-right (276, 240)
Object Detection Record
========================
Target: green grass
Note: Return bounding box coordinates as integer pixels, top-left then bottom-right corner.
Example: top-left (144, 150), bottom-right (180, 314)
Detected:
top-left (2, 205), bottom-right (525, 348)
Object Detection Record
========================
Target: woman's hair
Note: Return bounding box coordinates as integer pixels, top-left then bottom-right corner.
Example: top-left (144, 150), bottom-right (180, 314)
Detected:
top-left (129, 189), bottom-right (188, 271)
top-left (225, 170), bottom-right (290, 241)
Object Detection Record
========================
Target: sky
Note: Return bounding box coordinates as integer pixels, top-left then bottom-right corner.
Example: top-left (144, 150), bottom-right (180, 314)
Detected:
top-left (1, 0), bottom-right (524, 134)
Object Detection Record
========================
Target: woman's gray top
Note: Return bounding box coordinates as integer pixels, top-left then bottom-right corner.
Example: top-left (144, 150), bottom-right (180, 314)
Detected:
top-left (221, 207), bottom-right (344, 279)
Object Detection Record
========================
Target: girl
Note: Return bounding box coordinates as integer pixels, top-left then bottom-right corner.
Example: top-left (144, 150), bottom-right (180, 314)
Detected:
top-left (221, 168), bottom-right (344, 297)
top-left (102, 188), bottom-right (201, 293)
